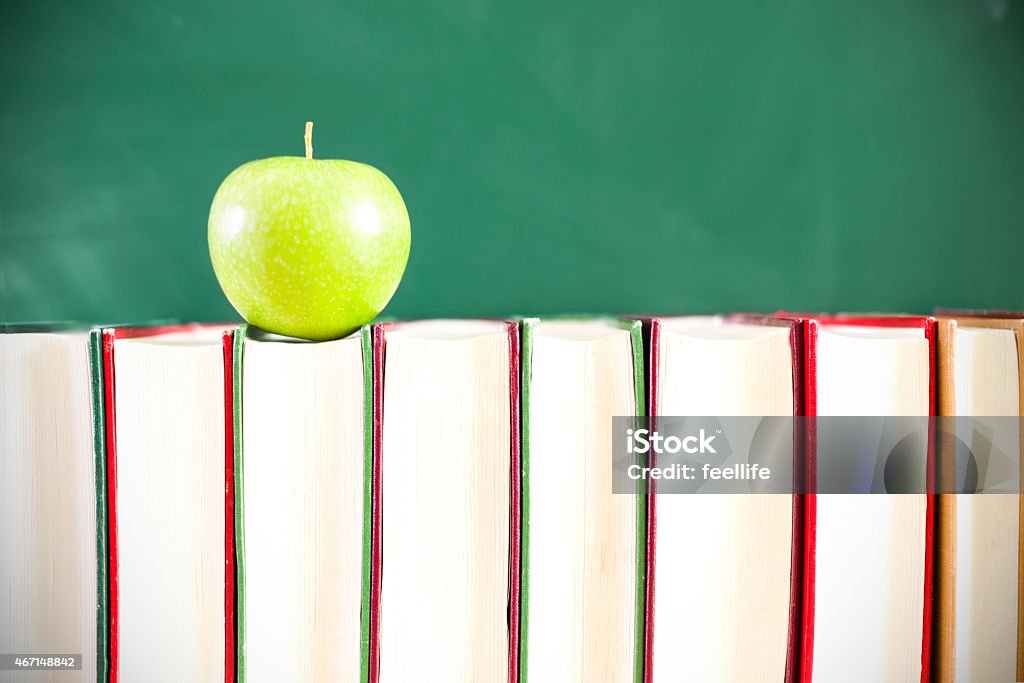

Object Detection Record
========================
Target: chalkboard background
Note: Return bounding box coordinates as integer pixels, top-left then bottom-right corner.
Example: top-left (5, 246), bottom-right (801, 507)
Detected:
top-left (3, 1), bottom-right (1022, 324)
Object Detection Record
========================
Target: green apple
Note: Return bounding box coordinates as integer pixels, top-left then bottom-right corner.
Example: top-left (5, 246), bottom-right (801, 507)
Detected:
top-left (208, 128), bottom-right (410, 341)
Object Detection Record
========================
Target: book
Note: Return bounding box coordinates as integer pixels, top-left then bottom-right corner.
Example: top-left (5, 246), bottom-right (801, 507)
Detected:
top-left (644, 315), bottom-right (801, 682)
top-left (796, 314), bottom-right (935, 683)
top-left (369, 320), bottom-right (520, 683)
top-left (934, 310), bottom-right (1024, 683)
top-left (519, 318), bottom-right (645, 683)
top-left (95, 324), bottom-right (234, 683)
top-left (231, 325), bottom-right (373, 682)
top-left (1, 328), bottom-right (104, 681)
top-left (13, 311), bottom-right (1021, 681)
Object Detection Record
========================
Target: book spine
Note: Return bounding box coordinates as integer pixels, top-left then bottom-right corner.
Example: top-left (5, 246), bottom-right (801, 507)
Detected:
top-left (101, 329), bottom-right (120, 683)
top-left (222, 330), bottom-right (237, 683)
top-left (507, 321), bottom-right (522, 683)
top-left (368, 323), bottom-right (388, 683)
top-left (786, 320), bottom-right (804, 683)
top-left (1016, 326), bottom-right (1024, 683)
top-left (88, 330), bottom-right (109, 683)
top-left (624, 319), bottom-right (647, 683)
top-left (801, 319), bottom-right (818, 683)
top-left (232, 326), bottom-right (247, 683)
top-left (934, 314), bottom-right (958, 683)
top-left (518, 318), bottom-right (536, 683)
top-left (360, 325), bottom-right (373, 683)
top-left (642, 318), bottom-right (660, 683)
top-left (921, 319), bottom-right (937, 683)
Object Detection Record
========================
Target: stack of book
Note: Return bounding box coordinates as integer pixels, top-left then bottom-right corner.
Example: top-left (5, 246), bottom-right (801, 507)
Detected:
top-left (2, 311), bottom-right (1021, 682)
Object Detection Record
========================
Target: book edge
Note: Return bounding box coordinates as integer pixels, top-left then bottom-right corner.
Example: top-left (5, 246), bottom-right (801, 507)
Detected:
top-left (88, 329), bottom-right (109, 683)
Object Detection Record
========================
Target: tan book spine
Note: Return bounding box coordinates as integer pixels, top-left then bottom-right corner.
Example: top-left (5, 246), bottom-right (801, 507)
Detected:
top-left (1014, 323), bottom-right (1024, 683)
top-left (935, 317), bottom-right (957, 683)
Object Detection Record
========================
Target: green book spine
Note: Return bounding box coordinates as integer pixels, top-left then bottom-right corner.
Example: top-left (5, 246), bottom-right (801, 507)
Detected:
top-left (623, 318), bottom-right (647, 683)
top-left (518, 318), bottom-right (535, 683)
top-left (232, 325), bottom-right (247, 682)
top-left (360, 324), bottom-right (373, 683)
top-left (88, 329), bottom-right (109, 683)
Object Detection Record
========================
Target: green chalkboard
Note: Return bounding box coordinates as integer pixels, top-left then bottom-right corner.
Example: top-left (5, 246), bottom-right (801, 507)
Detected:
top-left (2, 1), bottom-right (1023, 324)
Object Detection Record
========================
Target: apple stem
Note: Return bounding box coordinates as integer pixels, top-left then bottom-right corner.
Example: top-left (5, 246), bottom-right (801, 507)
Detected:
top-left (305, 121), bottom-right (313, 159)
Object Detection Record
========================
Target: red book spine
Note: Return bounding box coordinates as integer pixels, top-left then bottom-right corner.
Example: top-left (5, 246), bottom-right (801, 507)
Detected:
top-left (785, 319), bottom-right (805, 683)
top-left (642, 319), bottom-right (661, 683)
top-left (222, 331), bottom-right (236, 683)
top-left (800, 318), bottom-right (818, 683)
top-left (368, 323), bottom-right (388, 683)
top-left (507, 321), bottom-right (522, 683)
top-left (102, 330), bottom-right (120, 683)
top-left (921, 320), bottom-right (936, 683)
